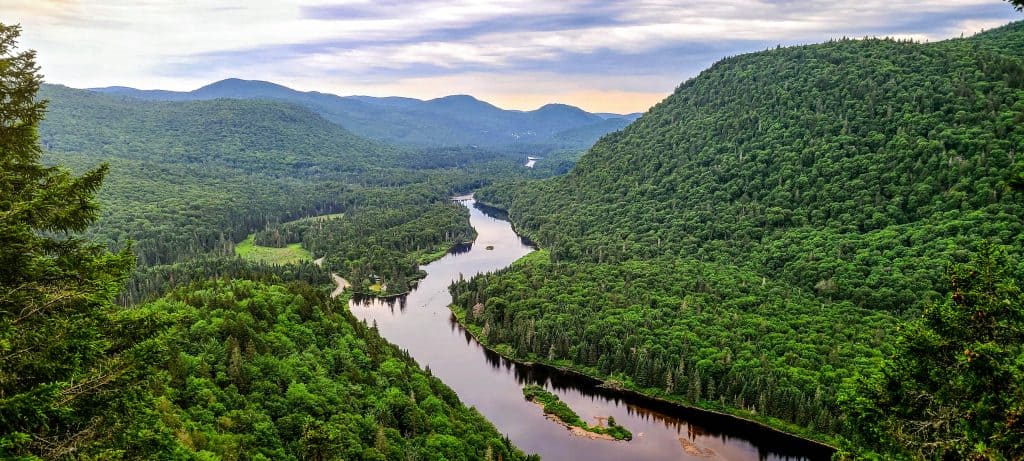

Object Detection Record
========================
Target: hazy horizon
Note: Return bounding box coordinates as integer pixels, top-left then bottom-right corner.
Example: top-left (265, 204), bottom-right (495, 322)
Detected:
top-left (7, 0), bottom-right (1021, 113)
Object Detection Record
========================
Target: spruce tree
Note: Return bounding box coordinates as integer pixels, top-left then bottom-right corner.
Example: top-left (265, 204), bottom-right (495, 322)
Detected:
top-left (0, 23), bottom-right (135, 458)
top-left (841, 245), bottom-right (1024, 459)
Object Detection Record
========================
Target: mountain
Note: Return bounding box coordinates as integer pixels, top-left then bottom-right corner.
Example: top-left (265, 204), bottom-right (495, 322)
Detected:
top-left (37, 85), bottom-right (521, 269)
top-left (91, 79), bottom-right (638, 148)
top-left (43, 83), bottom-right (395, 174)
top-left (595, 112), bottom-right (643, 120)
top-left (461, 20), bottom-right (1024, 448)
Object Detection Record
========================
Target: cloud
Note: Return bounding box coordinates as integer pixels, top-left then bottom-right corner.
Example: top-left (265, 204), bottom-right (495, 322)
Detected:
top-left (3, 0), bottom-right (1019, 112)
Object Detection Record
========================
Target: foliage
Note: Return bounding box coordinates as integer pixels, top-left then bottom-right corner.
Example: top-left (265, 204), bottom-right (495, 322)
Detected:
top-left (38, 84), bottom-right (539, 269)
top-left (840, 246), bottom-right (1024, 459)
top-left (0, 23), bottom-right (139, 458)
top-left (468, 21), bottom-right (1024, 441)
top-left (113, 279), bottom-right (535, 461)
top-left (521, 385), bottom-right (631, 440)
top-left (256, 200), bottom-right (475, 296)
top-left (454, 251), bottom-right (893, 437)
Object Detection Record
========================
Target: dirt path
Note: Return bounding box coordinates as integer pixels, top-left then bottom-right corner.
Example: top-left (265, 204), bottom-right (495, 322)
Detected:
top-left (313, 256), bottom-right (349, 298)
top-left (330, 273), bottom-right (350, 299)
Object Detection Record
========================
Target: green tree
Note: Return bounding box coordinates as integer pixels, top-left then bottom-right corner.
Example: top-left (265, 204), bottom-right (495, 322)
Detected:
top-left (0, 23), bottom-right (134, 458)
top-left (842, 246), bottom-right (1024, 459)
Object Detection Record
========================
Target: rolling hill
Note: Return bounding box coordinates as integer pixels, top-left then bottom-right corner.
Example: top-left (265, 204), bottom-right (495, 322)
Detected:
top-left (461, 20), bottom-right (1024, 452)
top-left (91, 78), bottom-right (639, 148)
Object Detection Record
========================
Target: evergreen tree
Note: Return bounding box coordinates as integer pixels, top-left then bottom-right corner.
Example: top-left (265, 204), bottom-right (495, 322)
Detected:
top-left (841, 245), bottom-right (1024, 459)
top-left (0, 23), bottom-right (135, 458)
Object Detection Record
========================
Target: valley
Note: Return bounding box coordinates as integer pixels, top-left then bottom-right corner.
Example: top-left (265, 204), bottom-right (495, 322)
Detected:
top-left (3, 6), bottom-right (1024, 461)
top-left (350, 198), bottom-right (835, 460)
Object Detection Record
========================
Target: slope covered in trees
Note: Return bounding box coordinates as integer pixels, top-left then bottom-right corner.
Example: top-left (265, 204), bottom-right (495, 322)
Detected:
top-left (2, 23), bottom-right (535, 460)
top-left (91, 78), bottom-right (636, 148)
top-left (109, 279), bottom-right (535, 461)
top-left (460, 20), bottom-right (1024, 449)
top-left (37, 85), bottom-right (530, 271)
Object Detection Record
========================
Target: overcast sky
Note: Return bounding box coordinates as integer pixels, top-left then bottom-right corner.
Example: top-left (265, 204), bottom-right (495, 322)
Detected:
top-left (3, 1), bottom-right (1020, 113)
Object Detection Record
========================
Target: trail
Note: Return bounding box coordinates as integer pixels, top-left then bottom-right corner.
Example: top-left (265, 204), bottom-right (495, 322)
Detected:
top-left (313, 256), bottom-right (350, 299)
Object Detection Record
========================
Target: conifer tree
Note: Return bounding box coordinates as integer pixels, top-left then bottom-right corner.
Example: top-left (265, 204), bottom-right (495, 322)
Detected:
top-left (841, 246), bottom-right (1024, 459)
top-left (0, 23), bottom-right (135, 458)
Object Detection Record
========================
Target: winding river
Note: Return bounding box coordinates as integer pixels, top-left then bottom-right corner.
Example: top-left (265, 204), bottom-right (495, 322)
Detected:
top-left (349, 199), bottom-right (834, 461)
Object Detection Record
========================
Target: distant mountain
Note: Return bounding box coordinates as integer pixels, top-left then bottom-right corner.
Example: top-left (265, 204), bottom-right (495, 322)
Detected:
top-left (90, 78), bottom-right (639, 148)
top-left (43, 83), bottom-right (394, 174)
top-left (594, 112), bottom-right (642, 120)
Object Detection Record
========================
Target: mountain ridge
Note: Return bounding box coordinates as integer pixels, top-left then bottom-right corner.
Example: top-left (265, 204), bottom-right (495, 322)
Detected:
top-left (89, 78), bottom-right (639, 148)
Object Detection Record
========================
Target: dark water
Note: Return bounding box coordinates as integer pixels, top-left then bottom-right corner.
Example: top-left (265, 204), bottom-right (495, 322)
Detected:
top-left (350, 199), bottom-right (835, 461)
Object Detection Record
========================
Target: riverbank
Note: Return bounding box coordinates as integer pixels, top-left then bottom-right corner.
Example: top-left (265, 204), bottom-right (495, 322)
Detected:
top-left (523, 385), bottom-right (631, 441)
top-left (454, 201), bottom-right (840, 451)
top-left (449, 304), bottom-right (839, 453)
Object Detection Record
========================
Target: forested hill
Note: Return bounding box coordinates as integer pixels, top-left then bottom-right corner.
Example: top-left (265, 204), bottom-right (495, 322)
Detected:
top-left (90, 78), bottom-right (638, 148)
top-left (484, 20), bottom-right (1024, 312)
top-left (35, 85), bottom-right (524, 269)
top-left (39, 84), bottom-right (396, 175)
top-left (462, 20), bottom-right (1024, 451)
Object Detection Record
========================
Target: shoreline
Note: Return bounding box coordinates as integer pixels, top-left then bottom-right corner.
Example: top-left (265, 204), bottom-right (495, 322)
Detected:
top-left (525, 399), bottom-right (618, 442)
top-left (449, 305), bottom-right (838, 453)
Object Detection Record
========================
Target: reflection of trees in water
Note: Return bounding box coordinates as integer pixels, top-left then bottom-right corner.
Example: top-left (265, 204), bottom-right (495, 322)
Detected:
top-left (448, 242), bottom-right (473, 255)
top-left (350, 293), bottom-right (408, 313)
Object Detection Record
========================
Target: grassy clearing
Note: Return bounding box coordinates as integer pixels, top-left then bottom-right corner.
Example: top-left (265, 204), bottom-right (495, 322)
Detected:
top-left (235, 234), bottom-right (312, 265)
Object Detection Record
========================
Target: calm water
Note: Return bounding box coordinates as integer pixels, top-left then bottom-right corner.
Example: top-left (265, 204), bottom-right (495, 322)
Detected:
top-left (349, 199), bottom-right (834, 461)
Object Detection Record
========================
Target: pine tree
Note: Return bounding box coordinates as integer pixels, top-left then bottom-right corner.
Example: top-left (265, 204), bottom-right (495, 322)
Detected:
top-left (0, 23), bottom-right (136, 458)
top-left (841, 245), bottom-right (1024, 459)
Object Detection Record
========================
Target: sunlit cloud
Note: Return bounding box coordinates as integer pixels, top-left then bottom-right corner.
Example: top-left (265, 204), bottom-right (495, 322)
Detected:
top-left (2, 0), bottom-right (1019, 112)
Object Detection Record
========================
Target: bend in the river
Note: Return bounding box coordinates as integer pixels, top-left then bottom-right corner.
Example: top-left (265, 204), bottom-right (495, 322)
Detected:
top-left (348, 198), bottom-right (835, 461)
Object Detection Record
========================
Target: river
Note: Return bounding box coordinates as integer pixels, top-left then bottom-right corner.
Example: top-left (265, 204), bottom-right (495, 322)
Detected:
top-left (349, 199), bottom-right (834, 461)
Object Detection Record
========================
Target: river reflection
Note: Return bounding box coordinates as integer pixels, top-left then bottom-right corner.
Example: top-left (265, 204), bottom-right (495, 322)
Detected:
top-left (349, 199), bottom-right (834, 461)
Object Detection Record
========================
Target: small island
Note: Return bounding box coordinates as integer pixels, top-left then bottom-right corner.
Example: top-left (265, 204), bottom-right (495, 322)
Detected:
top-left (522, 385), bottom-right (632, 441)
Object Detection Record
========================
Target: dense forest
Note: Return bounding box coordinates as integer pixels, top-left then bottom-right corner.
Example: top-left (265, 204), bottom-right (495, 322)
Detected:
top-left (37, 84), bottom-right (531, 268)
top-left (36, 83), bottom-right (551, 305)
top-left (254, 198), bottom-right (475, 296)
top-left (461, 21), bottom-right (1024, 457)
top-left (1, 23), bottom-right (536, 460)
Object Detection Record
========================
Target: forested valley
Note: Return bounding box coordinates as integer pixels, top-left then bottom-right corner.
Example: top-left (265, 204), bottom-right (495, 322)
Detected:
top-left (4, 6), bottom-right (1024, 461)
top-left (2, 23), bottom-right (550, 460)
top-left (459, 21), bottom-right (1024, 459)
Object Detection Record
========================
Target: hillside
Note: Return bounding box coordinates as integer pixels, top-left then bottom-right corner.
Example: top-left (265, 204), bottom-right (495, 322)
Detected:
top-left (91, 78), bottom-right (638, 148)
top-left (40, 84), bottom-right (396, 175)
top-left (464, 21), bottom-right (1024, 447)
top-left (37, 85), bottom-right (523, 269)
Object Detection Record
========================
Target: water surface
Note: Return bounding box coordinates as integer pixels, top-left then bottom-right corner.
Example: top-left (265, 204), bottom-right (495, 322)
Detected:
top-left (349, 199), bottom-right (834, 461)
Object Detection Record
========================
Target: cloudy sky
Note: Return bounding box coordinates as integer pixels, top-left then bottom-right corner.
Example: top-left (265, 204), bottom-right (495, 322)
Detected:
top-left (3, 1), bottom-right (1021, 113)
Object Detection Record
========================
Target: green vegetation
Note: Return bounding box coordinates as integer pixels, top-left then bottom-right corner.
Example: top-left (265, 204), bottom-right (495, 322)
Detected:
top-left (1, 24), bottom-right (536, 460)
top-left (254, 199), bottom-right (475, 296)
top-left (521, 385), bottom-right (632, 441)
top-left (37, 83), bottom-right (537, 301)
top-left (235, 234), bottom-right (311, 265)
top-left (0, 23), bottom-right (138, 456)
top-left (460, 20), bottom-right (1024, 454)
top-left (119, 279), bottom-right (535, 461)
top-left (840, 246), bottom-right (1024, 459)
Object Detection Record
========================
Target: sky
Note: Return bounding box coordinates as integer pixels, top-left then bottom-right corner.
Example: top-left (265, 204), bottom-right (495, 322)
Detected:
top-left (3, 1), bottom-right (1021, 113)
